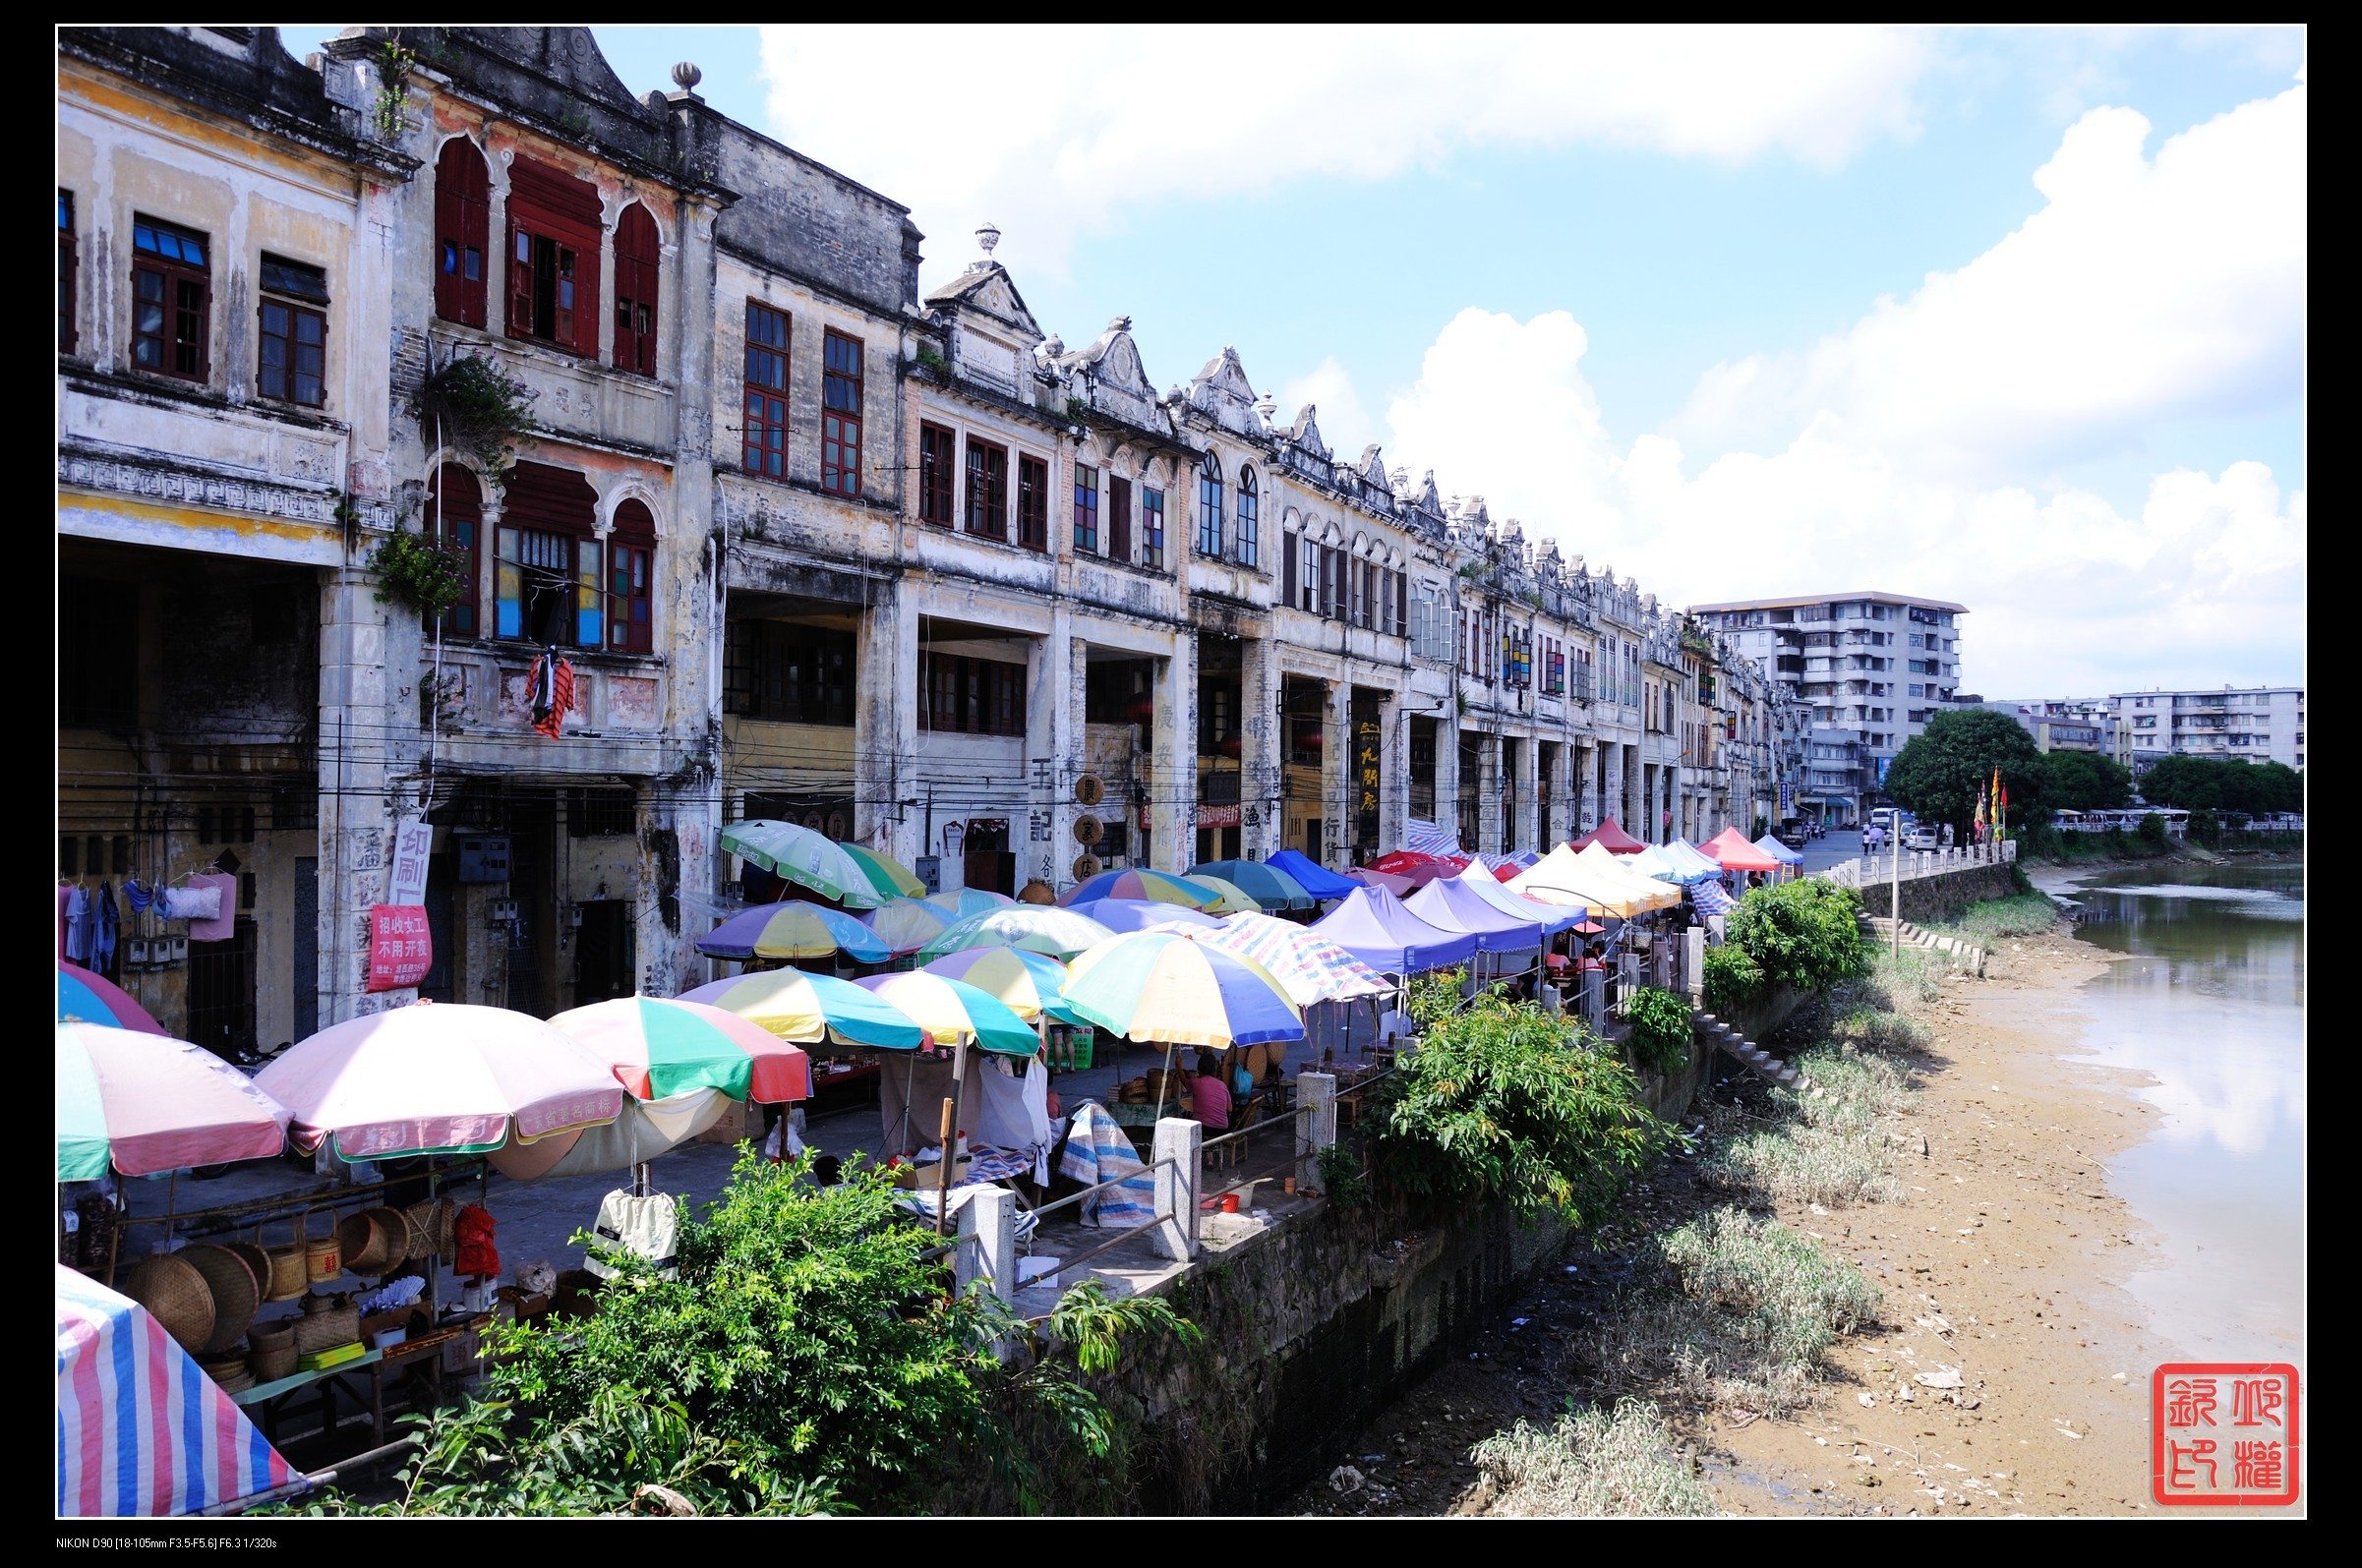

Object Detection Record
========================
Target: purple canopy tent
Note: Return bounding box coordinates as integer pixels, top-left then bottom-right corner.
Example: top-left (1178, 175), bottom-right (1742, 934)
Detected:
top-left (1404, 876), bottom-right (1545, 953)
top-left (1307, 887), bottom-right (1478, 976)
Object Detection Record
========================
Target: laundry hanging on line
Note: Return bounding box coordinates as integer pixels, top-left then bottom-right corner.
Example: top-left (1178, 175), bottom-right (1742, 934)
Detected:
top-left (527, 651), bottom-right (577, 740)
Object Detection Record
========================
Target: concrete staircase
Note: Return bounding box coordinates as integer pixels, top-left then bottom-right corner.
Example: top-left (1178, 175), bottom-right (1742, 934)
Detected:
top-left (1860, 915), bottom-right (1988, 977)
top-left (1692, 1010), bottom-right (1825, 1101)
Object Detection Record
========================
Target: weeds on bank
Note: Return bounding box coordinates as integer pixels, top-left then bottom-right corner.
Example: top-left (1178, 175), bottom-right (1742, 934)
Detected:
top-left (1923, 892), bottom-right (2061, 946)
top-left (1472, 1398), bottom-right (1716, 1517)
top-left (1697, 1045), bottom-right (1913, 1207)
top-left (1595, 1208), bottom-right (1882, 1419)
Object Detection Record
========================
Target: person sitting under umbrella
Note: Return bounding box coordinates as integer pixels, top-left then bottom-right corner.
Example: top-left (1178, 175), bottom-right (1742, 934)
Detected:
top-left (1189, 1049), bottom-right (1233, 1132)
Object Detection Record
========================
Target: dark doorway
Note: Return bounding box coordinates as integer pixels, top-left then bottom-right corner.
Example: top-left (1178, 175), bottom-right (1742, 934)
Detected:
top-left (1305, 817), bottom-right (1323, 860)
top-left (421, 854), bottom-right (457, 1004)
top-left (964, 818), bottom-right (1014, 897)
top-left (292, 856), bottom-right (318, 1041)
top-left (186, 918), bottom-right (257, 1061)
top-left (574, 901), bottom-right (634, 1003)
top-left (504, 797), bottom-right (557, 1016)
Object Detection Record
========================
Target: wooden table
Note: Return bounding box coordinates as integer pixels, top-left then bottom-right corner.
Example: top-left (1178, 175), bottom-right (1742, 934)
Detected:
top-left (232, 1348), bottom-right (386, 1451)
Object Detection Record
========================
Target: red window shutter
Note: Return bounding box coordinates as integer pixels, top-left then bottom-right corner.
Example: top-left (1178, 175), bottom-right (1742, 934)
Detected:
top-left (506, 215), bottom-right (533, 340)
top-left (569, 230), bottom-right (600, 359)
top-left (435, 141), bottom-right (490, 328)
top-left (1282, 534), bottom-right (1297, 603)
top-left (614, 204), bottom-right (659, 376)
top-left (435, 176), bottom-right (463, 323)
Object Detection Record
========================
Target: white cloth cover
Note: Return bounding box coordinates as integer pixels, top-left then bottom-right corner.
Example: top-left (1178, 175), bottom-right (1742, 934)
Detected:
top-left (585, 1190), bottom-right (680, 1280)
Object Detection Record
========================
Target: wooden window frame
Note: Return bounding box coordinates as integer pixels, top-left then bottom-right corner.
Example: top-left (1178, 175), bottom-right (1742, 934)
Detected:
top-left (612, 203), bottom-right (659, 377)
top-left (429, 465), bottom-right (484, 639)
top-left (1236, 467), bottom-right (1259, 568)
top-left (821, 328), bottom-right (863, 496)
top-left (130, 213), bottom-right (210, 382)
top-left (965, 437), bottom-right (1009, 540)
top-left (1017, 452), bottom-right (1049, 552)
top-left (918, 423), bottom-right (957, 525)
top-left (433, 140), bottom-right (490, 328)
top-left (1300, 537), bottom-right (1320, 612)
top-left (742, 300), bottom-right (790, 479)
top-left (1072, 463), bottom-right (1099, 553)
top-left (608, 500), bottom-right (657, 654)
top-left (256, 255), bottom-right (329, 409)
top-left (1140, 487), bottom-right (1165, 567)
top-left (1107, 474), bottom-right (1132, 563)
top-left (726, 621), bottom-right (857, 726)
top-left (917, 653), bottom-right (1027, 737)
top-left (504, 161), bottom-right (602, 358)
top-left (1196, 452), bottom-right (1224, 556)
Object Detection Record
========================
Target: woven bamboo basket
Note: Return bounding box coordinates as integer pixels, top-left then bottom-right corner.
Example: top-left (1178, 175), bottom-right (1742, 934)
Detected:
top-left (221, 1239), bottom-right (272, 1301)
top-left (246, 1337), bottom-right (298, 1383)
top-left (289, 1294), bottom-right (361, 1356)
top-left (178, 1244), bottom-right (261, 1356)
top-left (300, 1205), bottom-right (342, 1283)
top-left (336, 1206), bottom-right (407, 1276)
top-left (258, 1219), bottom-right (309, 1303)
top-left (122, 1253), bottom-right (215, 1352)
top-left (399, 1197), bottom-right (453, 1266)
top-left (247, 1317), bottom-right (296, 1355)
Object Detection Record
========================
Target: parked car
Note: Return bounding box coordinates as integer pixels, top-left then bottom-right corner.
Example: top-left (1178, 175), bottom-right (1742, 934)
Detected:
top-left (1906, 826), bottom-right (1939, 851)
top-left (1776, 822), bottom-right (1810, 849)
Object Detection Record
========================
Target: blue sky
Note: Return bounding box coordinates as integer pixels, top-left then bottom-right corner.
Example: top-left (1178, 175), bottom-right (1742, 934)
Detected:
top-left (283, 26), bottom-right (2304, 696)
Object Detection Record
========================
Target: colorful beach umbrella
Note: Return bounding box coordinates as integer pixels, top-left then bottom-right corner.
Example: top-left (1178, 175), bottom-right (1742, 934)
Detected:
top-left (920, 946), bottom-right (1086, 1026)
top-left (719, 819), bottom-right (885, 908)
top-left (697, 901), bottom-right (892, 964)
top-left (925, 887), bottom-right (1019, 918)
top-left (1188, 858), bottom-right (1315, 911)
top-left (547, 996), bottom-right (813, 1104)
top-left (860, 896), bottom-right (956, 957)
top-left (56, 1022), bottom-right (291, 1181)
top-left (257, 1002), bottom-right (624, 1162)
top-left (1057, 867), bottom-right (1221, 909)
top-left (1180, 874), bottom-right (1262, 914)
top-left (916, 905), bottom-right (1116, 962)
top-left (855, 972), bottom-right (1038, 1057)
top-left (1186, 912), bottom-right (1391, 1008)
top-left (58, 961), bottom-right (166, 1035)
top-left (1062, 931), bottom-right (1304, 1049)
top-left (1067, 897), bottom-right (1223, 935)
top-left (839, 842), bottom-right (925, 901)
top-left (676, 968), bottom-right (925, 1051)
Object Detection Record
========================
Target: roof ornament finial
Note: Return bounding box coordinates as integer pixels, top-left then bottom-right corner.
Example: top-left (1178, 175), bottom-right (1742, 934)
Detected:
top-left (975, 222), bottom-right (1002, 259)
top-left (1255, 389), bottom-right (1277, 423)
top-left (670, 61), bottom-right (702, 91)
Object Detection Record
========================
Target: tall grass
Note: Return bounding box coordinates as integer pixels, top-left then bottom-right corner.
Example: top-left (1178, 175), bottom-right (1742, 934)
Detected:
top-left (1923, 892), bottom-right (2061, 945)
top-left (1473, 1399), bottom-right (1716, 1517)
top-left (1697, 1045), bottom-right (1913, 1206)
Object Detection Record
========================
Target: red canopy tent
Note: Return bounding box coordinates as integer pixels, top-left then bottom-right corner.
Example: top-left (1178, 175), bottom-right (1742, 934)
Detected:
top-left (1364, 850), bottom-right (1461, 887)
top-left (1568, 818), bottom-right (1646, 854)
top-left (1346, 865), bottom-right (1418, 897)
top-left (1701, 826), bottom-right (1782, 873)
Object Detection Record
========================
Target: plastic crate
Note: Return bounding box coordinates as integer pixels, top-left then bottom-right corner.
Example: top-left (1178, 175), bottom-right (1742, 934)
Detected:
top-left (1048, 1026), bottom-right (1092, 1072)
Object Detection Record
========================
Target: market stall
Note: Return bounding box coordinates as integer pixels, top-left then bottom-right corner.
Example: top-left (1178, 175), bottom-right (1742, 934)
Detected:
top-left (1569, 818), bottom-right (1647, 854)
top-left (1186, 858), bottom-right (1318, 912)
top-left (1261, 849), bottom-right (1359, 901)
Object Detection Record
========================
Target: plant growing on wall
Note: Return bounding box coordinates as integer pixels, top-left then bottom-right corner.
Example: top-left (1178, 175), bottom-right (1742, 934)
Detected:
top-left (1623, 985), bottom-right (1693, 1075)
top-left (374, 36), bottom-right (419, 142)
top-left (914, 343), bottom-right (948, 376)
top-left (368, 526), bottom-right (467, 621)
top-left (412, 353), bottom-right (538, 487)
top-left (1702, 944), bottom-right (1764, 1015)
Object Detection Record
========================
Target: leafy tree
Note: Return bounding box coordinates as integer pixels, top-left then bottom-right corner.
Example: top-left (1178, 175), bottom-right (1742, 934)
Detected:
top-left (2141, 755), bottom-right (2302, 815)
top-left (1374, 992), bottom-right (1666, 1227)
top-left (1624, 986), bottom-right (1695, 1074)
top-left (2043, 750), bottom-right (2132, 813)
top-left (1883, 708), bottom-right (2052, 838)
top-left (1724, 878), bottom-right (1870, 993)
top-left (2138, 754), bottom-right (2224, 810)
top-left (1702, 945), bottom-right (1764, 1015)
top-left (2186, 807), bottom-right (2220, 840)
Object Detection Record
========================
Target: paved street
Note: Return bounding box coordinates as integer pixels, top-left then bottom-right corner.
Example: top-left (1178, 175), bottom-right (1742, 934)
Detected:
top-left (1798, 827), bottom-right (1867, 873)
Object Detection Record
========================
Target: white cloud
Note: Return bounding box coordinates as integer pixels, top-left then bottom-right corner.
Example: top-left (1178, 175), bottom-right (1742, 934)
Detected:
top-left (1666, 85), bottom-right (2306, 483)
top-left (756, 25), bottom-right (1930, 280)
top-left (1277, 358), bottom-right (1376, 462)
top-left (1355, 83), bottom-right (2304, 697)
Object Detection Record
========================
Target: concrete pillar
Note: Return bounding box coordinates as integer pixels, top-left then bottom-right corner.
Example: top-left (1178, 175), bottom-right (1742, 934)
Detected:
top-left (1512, 732), bottom-right (1539, 854)
top-left (1433, 716), bottom-right (1461, 850)
top-left (1684, 926), bottom-right (1705, 1006)
top-left (1239, 634), bottom-right (1283, 861)
top-left (1328, 676), bottom-right (1352, 866)
top-left (1151, 644), bottom-right (1190, 873)
top-left (1379, 687), bottom-right (1407, 860)
top-left (856, 579), bottom-right (916, 863)
top-left (1295, 1071), bottom-right (1336, 1191)
top-left (317, 566), bottom-right (397, 1028)
top-left (955, 1184), bottom-right (1017, 1306)
top-left (1151, 1116), bottom-right (1201, 1262)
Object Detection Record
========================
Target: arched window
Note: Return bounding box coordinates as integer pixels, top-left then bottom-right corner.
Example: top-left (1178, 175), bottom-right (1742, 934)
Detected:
top-left (1196, 450), bottom-right (1224, 557)
top-left (1236, 465), bottom-right (1259, 568)
top-left (608, 499), bottom-right (656, 653)
top-left (495, 461), bottom-right (602, 647)
top-left (427, 464), bottom-right (483, 637)
top-left (433, 140), bottom-right (489, 327)
top-left (613, 203), bottom-right (659, 377)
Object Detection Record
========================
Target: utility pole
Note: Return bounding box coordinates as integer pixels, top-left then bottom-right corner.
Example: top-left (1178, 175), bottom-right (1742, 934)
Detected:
top-left (1891, 811), bottom-right (1902, 961)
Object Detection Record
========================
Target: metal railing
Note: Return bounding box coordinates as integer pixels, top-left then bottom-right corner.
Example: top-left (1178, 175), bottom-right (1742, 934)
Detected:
top-left (1814, 839), bottom-right (2017, 890)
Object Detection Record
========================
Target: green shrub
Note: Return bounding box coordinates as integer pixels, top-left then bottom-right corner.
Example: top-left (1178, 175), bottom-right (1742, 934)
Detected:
top-left (1701, 945), bottom-right (1763, 1015)
top-left (1473, 1398), bottom-right (1716, 1517)
top-left (1405, 965), bottom-right (1471, 1026)
top-left (2136, 813), bottom-right (2168, 844)
top-left (1374, 992), bottom-right (1665, 1228)
top-left (1925, 893), bottom-right (2058, 944)
top-left (412, 353), bottom-right (537, 484)
top-left (1725, 878), bottom-right (1869, 993)
top-left (1623, 986), bottom-right (1693, 1074)
top-left (367, 526), bottom-right (468, 620)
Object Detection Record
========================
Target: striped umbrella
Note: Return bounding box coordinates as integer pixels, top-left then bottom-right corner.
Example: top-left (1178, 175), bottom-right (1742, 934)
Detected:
top-left (1181, 874), bottom-right (1262, 915)
top-left (58, 961), bottom-right (167, 1035)
top-left (840, 842), bottom-right (925, 901)
top-left (921, 946), bottom-right (1086, 1025)
top-left (57, 1022), bottom-right (291, 1181)
top-left (925, 887), bottom-right (1019, 917)
top-left (547, 996), bottom-right (813, 1103)
top-left (1187, 858), bottom-right (1315, 912)
top-left (676, 968), bottom-right (924, 1051)
top-left (859, 896), bottom-right (956, 957)
top-left (697, 901), bottom-right (892, 964)
top-left (1067, 898), bottom-right (1223, 935)
top-left (257, 1003), bottom-right (624, 1162)
top-left (1187, 912), bottom-right (1392, 1008)
top-left (1057, 867), bottom-right (1221, 909)
top-left (720, 819), bottom-right (885, 908)
top-left (916, 905), bottom-right (1116, 962)
top-left (1062, 931), bottom-right (1304, 1049)
top-left (855, 972), bottom-right (1038, 1057)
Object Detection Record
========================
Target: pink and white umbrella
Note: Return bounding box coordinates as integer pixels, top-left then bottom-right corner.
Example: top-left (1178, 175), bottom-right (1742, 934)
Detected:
top-left (56, 1022), bottom-right (290, 1181)
top-left (257, 1002), bottom-right (623, 1162)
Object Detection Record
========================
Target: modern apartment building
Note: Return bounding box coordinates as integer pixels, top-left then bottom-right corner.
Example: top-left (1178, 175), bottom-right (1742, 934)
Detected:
top-left (1689, 592), bottom-right (1968, 825)
top-left (2113, 686), bottom-right (2304, 773)
top-left (1980, 698), bottom-right (2114, 755)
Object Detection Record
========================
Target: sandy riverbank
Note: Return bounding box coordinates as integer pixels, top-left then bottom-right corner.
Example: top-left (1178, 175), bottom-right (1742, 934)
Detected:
top-left (1287, 923), bottom-right (2204, 1517)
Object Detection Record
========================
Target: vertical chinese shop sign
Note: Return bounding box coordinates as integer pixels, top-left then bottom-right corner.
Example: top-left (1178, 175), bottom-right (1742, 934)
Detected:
top-left (367, 819), bottom-right (435, 992)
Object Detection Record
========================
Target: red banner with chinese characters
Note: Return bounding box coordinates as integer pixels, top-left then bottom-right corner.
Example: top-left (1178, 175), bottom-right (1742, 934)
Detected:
top-left (366, 904), bottom-right (434, 992)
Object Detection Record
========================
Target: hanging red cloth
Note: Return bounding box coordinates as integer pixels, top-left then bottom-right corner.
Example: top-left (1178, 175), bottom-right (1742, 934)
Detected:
top-left (453, 1201), bottom-right (501, 1280)
top-left (526, 653), bottom-right (576, 739)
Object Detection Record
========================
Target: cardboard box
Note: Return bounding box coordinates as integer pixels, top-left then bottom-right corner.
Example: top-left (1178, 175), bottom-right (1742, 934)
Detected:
top-left (890, 1156), bottom-right (970, 1190)
top-left (696, 1098), bottom-right (753, 1145)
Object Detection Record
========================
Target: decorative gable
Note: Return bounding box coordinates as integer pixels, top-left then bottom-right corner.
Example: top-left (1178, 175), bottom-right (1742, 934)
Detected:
top-left (1187, 346), bottom-right (1262, 436)
top-left (1287, 404), bottom-right (1329, 460)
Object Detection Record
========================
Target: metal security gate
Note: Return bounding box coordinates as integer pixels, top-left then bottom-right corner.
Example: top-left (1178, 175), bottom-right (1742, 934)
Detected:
top-left (292, 858), bottom-right (318, 1043)
top-left (186, 919), bottom-right (257, 1061)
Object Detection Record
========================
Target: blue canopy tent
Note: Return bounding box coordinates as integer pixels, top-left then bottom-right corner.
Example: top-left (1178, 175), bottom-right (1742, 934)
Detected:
top-left (1263, 849), bottom-right (1358, 900)
top-left (1753, 835), bottom-right (1806, 879)
top-left (1406, 875), bottom-right (1547, 985)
